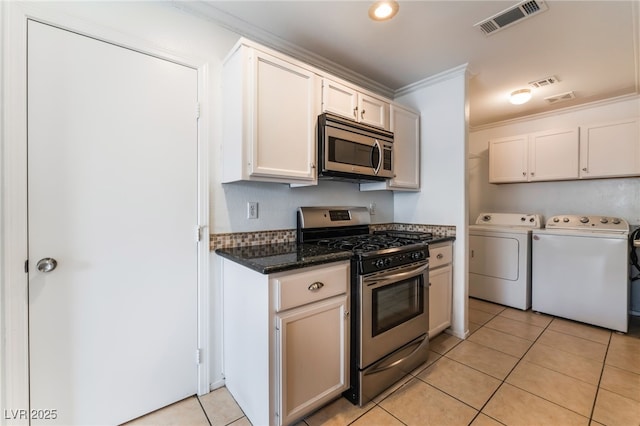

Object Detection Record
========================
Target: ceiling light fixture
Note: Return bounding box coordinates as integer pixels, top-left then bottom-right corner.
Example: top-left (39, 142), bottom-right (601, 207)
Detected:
top-left (509, 89), bottom-right (532, 105)
top-left (369, 1), bottom-right (399, 21)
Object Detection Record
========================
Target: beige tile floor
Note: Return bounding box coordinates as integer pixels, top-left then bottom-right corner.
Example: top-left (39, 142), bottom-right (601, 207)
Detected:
top-left (127, 298), bottom-right (640, 426)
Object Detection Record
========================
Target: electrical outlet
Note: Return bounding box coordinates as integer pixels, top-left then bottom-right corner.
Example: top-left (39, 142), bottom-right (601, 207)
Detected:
top-left (247, 202), bottom-right (258, 219)
top-left (369, 202), bottom-right (376, 215)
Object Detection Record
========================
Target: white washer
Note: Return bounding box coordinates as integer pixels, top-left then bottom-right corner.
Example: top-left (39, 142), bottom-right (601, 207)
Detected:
top-left (532, 215), bottom-right (629, 332)
top-left (469, 212), bottom-right (542, 310)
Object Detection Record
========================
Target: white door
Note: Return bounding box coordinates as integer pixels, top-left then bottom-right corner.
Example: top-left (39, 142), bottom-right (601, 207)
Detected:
top-left (28, 20), bottom-right (199, 425)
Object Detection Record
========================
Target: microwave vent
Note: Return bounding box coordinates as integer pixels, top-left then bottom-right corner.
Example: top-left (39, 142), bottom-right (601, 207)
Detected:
top-left (474, 0), bottom-right (548, 36)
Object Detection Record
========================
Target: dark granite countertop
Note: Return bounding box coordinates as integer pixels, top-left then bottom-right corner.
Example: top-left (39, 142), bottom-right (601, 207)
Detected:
top-left (425, 235), bottom-right (456, 245)
top-left (215, 235), bottom-right (455, 275)
top-left (215, 242), bottom-right (352, 274)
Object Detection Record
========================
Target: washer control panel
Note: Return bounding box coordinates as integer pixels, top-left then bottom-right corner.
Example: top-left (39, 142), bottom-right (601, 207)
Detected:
top-left (546, 215), bottom-right (629, 232)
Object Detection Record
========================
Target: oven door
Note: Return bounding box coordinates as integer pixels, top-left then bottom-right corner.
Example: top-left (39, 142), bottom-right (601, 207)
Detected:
top-left (359, 261), bottom-right (429, 368)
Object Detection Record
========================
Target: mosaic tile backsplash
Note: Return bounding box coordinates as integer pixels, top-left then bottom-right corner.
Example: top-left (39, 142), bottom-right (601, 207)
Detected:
top-left (210, 223), bottom-right (456, 251)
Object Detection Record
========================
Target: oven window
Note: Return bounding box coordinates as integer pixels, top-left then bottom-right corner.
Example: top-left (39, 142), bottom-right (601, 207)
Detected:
top-left (372, 276), bottom-right (424, 337)
top-left (329, 137), bottom-right (377, 167)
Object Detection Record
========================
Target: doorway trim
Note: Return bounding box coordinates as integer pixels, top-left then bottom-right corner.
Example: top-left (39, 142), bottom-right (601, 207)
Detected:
top-left (1, 3), bottom-right (211, 423)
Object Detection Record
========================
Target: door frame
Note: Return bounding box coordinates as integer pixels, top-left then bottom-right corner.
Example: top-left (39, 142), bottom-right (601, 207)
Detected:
top-left (1, 3), bottom-right (211, 423)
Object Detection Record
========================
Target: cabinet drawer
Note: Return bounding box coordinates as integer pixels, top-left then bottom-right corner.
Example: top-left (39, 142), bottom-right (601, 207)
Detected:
top-left (274, 262), bottom-right (349, 311)
top-left (430, 243), bottom-right (452, 269)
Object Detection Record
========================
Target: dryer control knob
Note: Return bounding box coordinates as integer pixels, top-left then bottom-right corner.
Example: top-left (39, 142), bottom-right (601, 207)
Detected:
top-left (563, 217), bottom-right (570, 223)
top-left (612, 218), bottom-right (621, 224)
top-left (580, 216), bottom-right (590, 224)
top-left (553, 217), bottom-right (560, 223)
top-left (600, 218), bottom-right (609, 224)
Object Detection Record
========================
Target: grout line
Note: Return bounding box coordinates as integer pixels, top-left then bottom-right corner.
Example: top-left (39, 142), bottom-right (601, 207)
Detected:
top-left (485, 314), bottom-right (603, 422)
top-left (195, 395), bottom-right (213, 426)
top-left (587, 331), bottom-right (613, 421)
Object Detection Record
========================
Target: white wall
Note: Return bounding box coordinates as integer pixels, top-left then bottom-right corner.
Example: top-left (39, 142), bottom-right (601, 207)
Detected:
top-left (393, 66), bottom-right (470, 339)
top-left (469, 96), bottom-right (640, 225)
top-left (215, 181), bottom-right (393, 232)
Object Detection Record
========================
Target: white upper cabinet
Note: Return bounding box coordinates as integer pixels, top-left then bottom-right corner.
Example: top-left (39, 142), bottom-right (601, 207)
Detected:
top-left (579, 117), bottom-right (640, 179)
top-left (222, 41), bottom-right (320, 185)
top-left (489, 134), bottom-right (529, 183)
top-left (322, 78), bottom-right (390, 130)
top-left (528, 128), bottom-right (579, 181)
top-left (489, 128), bottom-right (579, 183)
top-left (360, 103), bottom-right (420, 191)
top-left (358, 93), bottom-right (389, 129)
top-left (321, 79), bottom-right (358, 120)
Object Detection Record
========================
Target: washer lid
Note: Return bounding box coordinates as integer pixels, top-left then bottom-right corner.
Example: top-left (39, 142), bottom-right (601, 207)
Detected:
top-left (545, 215), bottom-right (629, 233)
top-left (474, 212), bottom-right (543, 228)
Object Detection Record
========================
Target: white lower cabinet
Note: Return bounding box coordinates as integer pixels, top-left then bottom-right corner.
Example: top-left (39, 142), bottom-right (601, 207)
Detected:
top-left (222, 260), bottom-right (350, 426)
top-left (428, 242), bottom-right (453, 337)
top-left (277, 296), bottom-right (349, 425)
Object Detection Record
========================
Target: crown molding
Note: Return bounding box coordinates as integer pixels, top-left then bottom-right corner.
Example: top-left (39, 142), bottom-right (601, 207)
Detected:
top-left (394, 63), bottom-right (469, 98)
top-left (469, 93), bottom-right (640, 132)
top-left (175, 0), bottom-right (395, 99)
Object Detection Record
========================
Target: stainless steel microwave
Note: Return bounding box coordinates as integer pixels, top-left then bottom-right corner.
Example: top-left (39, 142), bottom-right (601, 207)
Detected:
top-left (317, 113), bottom-right (394, 182)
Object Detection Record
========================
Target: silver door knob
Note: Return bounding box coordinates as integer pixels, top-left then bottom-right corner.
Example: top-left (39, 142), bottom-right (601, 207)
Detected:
top-left (36, 258), bottom-right (58, 273)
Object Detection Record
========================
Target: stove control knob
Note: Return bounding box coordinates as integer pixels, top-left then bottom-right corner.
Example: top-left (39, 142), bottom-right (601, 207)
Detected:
top-left (412, 252), bottom-right (424, 260)
top-left (563, 217), bottom-right (570, 223)
top-left (600, 217), bottom-right (609, 224)
top-left (374, 259), bottom-right (385, 269)
top-left (580, 216), bottom-right (590, 224)
top-left (384, 258), bottom-right (392, 267)
top-left (553, 217), bottom-right (560, 223)
top-left (520, 217), bottom-right (526, 222)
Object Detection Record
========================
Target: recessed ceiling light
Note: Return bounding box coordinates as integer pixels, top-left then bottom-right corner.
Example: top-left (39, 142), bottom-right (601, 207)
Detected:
top-left (369, 1), bottom-right (399, 21)
top-left (509, 89), bottom-right (532, 105)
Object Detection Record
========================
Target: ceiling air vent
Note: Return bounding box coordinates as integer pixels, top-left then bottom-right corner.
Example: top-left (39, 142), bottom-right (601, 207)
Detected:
top-left (529, 75), bottom-right (559, 88)
top-left (544, 91), bottom-right (576, 104)
top-left (474, 0), bottom-right (548, 36)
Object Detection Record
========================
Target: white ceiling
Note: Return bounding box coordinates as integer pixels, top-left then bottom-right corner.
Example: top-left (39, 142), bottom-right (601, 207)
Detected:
top-left (186, 0), bottom-right (640, 128)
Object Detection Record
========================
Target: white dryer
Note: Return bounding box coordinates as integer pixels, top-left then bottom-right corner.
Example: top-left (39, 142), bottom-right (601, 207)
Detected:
top-left (469, 212), bottom-right (542, 310)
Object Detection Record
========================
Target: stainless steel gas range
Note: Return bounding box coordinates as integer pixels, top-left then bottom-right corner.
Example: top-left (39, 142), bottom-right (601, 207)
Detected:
top-left (297, 206), bottom-right (431, 406)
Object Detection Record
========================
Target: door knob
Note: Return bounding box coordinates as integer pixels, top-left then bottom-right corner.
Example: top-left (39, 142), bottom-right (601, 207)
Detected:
top-left (36, 258), bottom-right (58, 273)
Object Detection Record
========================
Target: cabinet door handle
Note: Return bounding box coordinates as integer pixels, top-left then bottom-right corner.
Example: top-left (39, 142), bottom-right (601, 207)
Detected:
top-left (582, 167), bottom-right (588, 172)
top-left (436, 253), bottom-right (444, 259)
top-left (361, 109), bottom-right (365, 119)
top-left (522, 172), bottom-right (526, 177)
top-left (353, 106), bottom-right (358, 118)
top-left (308, 282), bottom-right (324, 291)
top-left (531, 172), bottom-right (535, 176)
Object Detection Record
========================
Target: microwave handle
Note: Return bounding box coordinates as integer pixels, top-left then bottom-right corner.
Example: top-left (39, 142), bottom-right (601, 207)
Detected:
top-left (372, 139), bottom-right (382, 175)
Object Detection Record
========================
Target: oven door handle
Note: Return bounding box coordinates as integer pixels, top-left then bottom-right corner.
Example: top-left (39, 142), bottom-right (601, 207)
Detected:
top-left (363, 262), bottom-right (428, 287)
top-left (364, 334), bottom-right (428, 375)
